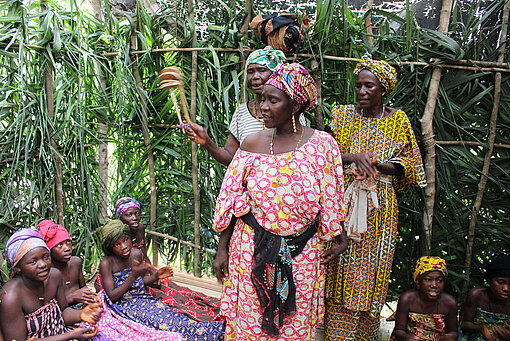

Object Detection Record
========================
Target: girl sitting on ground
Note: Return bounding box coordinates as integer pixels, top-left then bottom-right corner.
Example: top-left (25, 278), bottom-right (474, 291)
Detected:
top-left (390, 256), bottom-right (458, 341)
top-left (38, 219), bottom-right (98, 309)
top-left (460, 254), bottom-right (510, 341)
top-left (0, 229), bottom-right (102, 340)
top-left (98, 220), bottom-right (224, 341)
top-left (115, 197), bottom-right (222, 322)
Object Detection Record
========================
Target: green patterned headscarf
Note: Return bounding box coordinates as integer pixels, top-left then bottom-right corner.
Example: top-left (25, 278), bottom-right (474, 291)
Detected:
top-left (246, 46), bottom-right (287, 71)
top-left (101, 220), bottom-right (131, 256)
top-left (354, 53), bottom-right (397, 96)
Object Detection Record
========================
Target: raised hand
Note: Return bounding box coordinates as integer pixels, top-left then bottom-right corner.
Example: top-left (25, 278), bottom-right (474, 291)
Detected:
top-left (157, 266), bottom-right (174, 280)
top-left (181, 121), bottom-right (209, 146)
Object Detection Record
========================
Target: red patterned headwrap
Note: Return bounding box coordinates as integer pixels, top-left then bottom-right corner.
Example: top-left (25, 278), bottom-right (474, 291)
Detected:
top-left (38, 219), bottom-right (71, 250)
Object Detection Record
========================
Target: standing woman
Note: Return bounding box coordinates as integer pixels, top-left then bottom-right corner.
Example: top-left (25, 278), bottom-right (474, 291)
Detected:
top-left (213, 62), bottom-right (347, 340)
top-left (183, 46), bottom-right (288, 165)
top-left (324, 54), bottom-right (426, 340)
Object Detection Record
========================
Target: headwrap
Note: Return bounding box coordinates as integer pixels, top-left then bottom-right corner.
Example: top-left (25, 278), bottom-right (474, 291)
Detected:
top-left (246, 46), bottom-right (287, 72)
top-left (413, 256), bottom-right (448, 284)
top-left (37, 219), bottom-right (71, 250)
top-left (101, 220), bottom-right (131, 256)
top-left (485, 254), bottom-right (510, 280)
top-left (354, 53), bottom-right (397, 96)
top-left (265, 62), bottom-right (317, 111)
top-left (5, 229), bottom-right (50, 267)
top-left (115, 197), bottom-right (141, 218)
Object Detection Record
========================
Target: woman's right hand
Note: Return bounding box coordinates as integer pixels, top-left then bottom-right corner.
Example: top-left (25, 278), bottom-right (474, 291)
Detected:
top-left (182, 121), bottom-right (209, 146)
top-left (352, 152), bottom-right (378, 178)
top-left (213, 249), bottom-right (229, 283)
top-left (131, 261), bottom-right (151, 278)
top-left (69, 287), bottom-right (99, 305)
top-left (70, 326), bottom-right (98, 340)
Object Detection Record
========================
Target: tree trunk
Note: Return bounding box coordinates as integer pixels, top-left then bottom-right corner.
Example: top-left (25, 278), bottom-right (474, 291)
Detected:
top-left (188, 0), bottom-right (201, 277)
top-left (89, 0), bottom-right (109, 224)
top-left (419, 0), bottom-right (454, 255)
top-left (130, 4), bottom-right (158, 265)
top-left (41, 0), bottom-right (63, 225)
top-left (462, 0), bottom-right (510, 298)
top-left (364, 0), bottom-right (374, 48)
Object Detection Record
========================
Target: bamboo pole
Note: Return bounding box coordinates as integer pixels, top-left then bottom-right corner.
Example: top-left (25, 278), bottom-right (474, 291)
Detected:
top-left (420, 0), bottom-right (454, 255)
top-left (3, 42), bottom-right (509, 73)
top-left (364, 0), bottom-right (375, 48)
top-left (188, 0), bottom-right (201, 277)
top-left (89, 0), bottom-right (109, 224)
top-left (41, 0), bottom-right (64, 225)
top-left (130, 5), bottom-right (158, 265)
top-left (146, 230), bottom-right (215, 254)
top-left (241, 0), bottom-right (252, 36)
top-left (437, 141), bottom-right (510, 150)
top-left (462, 0), bottom-right (510, 298)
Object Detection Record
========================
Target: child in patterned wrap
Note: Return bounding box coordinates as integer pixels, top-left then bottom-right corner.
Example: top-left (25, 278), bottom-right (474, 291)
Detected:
top-left (99, 220), bottom-right (225, 341)
top-left (460, 254), bottom-right (510, 341)
top-left (390, 256), bottom-right (458, 341)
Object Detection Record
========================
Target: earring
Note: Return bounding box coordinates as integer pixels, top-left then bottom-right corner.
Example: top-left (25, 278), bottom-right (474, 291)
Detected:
top-left (292, 114), bottom-right (297, 133)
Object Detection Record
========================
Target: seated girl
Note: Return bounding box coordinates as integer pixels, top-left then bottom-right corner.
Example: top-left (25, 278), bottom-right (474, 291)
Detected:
top-left (460, 254), bottom-right (510, 341)
top-left (38, 219), bottom-right (98, 309)
top-left (38, 220), bottom-right (183, 340)
top-left (0, 229), bottom-right (102, 340)
top-left (99, 220), bottom-right (224, 341)
top-left (391, 256), bottom-right (458, 341)
top-left (115, 197), bottom-right (222, 322)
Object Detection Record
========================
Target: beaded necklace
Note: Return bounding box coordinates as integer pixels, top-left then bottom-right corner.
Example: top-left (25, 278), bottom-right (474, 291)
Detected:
top-left (270, 127), bottom-right (304, 155)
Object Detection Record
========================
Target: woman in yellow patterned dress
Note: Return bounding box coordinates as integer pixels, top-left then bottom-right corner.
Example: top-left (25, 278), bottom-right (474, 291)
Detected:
top-left (324, 54), bottom-right (426, 340)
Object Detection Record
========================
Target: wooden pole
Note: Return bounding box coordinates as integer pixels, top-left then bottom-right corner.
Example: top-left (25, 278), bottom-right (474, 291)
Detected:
top-left (130, 4), bottom-right (158, 265)
top-left (420, 0), bottom-right (454, 255)
top-left (364, 0), bottom-right (375, 48)
top-left (89, 0), bottom-right (108, 224)
top-left (462, 0), bottom-right (510, 298)
top-left (41, 0), bottom-right (64, 225)
top-left (241, 0), bottom-right (252, 36)
top-left (188, 0), bottom-right (201, 277)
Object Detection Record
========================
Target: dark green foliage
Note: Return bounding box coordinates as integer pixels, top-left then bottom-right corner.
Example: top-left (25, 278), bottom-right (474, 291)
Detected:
top-left (0, 0), bottom-right (509, 304)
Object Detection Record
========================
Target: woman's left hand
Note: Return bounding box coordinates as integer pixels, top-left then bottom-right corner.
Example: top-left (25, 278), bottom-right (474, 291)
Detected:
top-left (321, 231), bottom-right (348, 264)
top-left (80, 302), bottom-right (103, 325)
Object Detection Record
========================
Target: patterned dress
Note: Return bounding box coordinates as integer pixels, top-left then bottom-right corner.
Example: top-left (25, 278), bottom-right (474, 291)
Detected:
top-left (25, 298), bottom-right (71, 338)
top-left (95, 290), bottom-right (183, 341)
top-left (213, 130), bottom-right (346, 340)
top-left (325, 105), bottom-right (426, 340)
top-left (460, 307), bottom-right (510, 341)
top-left (390, 312), bottom-right (446, 341)
top-left (105, 268), bottom-right (225, 341)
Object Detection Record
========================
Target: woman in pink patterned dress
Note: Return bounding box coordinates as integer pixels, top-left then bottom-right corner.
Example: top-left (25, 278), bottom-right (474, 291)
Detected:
top-left (212, 62), bottom-right (348, 340)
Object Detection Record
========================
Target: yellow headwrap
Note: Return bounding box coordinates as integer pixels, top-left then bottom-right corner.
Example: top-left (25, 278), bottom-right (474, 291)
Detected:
top-left (413, 256), bottom-right (448, 284)
top-left (354, 53), bottom-right (397, 96)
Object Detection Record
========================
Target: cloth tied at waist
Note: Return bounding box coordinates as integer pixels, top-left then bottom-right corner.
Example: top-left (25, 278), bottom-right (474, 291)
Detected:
top-left (240, 212), bottom-right (317, 337)
top-left (344, 164), bottom-right (392, 242)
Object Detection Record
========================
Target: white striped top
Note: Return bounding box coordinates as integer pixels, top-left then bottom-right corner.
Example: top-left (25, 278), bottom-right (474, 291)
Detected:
top-left (228, 102), bottom-right (307, 145)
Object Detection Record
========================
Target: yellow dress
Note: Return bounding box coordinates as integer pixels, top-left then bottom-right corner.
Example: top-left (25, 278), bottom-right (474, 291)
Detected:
top-left (325, 105), bottom-right (426, 340)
